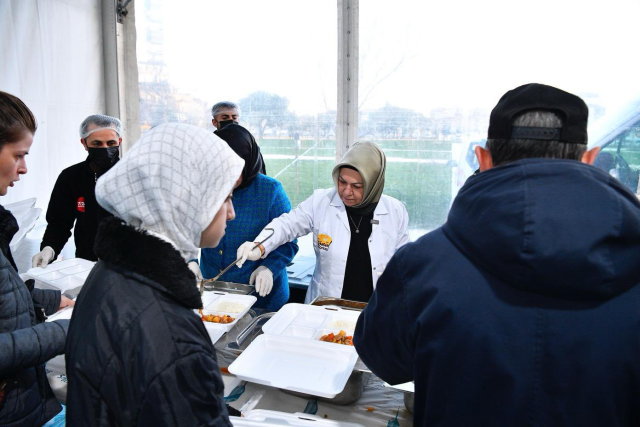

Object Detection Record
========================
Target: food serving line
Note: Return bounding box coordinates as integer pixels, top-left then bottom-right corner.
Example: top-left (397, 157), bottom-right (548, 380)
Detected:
top-left (25, 259), bottom-right (414, 426)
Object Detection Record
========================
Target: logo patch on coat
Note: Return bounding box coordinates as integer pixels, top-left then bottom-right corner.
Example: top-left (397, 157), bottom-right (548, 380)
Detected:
top-left (318, 234), bottom-right (332, 251)
top-left (77, 197), bottom-right (85, 212)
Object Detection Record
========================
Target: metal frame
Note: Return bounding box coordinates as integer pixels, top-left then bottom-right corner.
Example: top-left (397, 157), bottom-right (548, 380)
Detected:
top-left (102, 0), bottom-right (140, 153)
top-left (336, 0), bottom-right (359, 162)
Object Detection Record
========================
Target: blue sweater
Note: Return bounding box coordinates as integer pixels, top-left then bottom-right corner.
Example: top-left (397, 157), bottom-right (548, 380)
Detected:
top-left (200, 174), bottom-right (298, 311)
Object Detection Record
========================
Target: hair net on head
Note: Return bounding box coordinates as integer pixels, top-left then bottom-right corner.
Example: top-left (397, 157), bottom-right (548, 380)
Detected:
top-left (95, 123), bottom-right (244, 261)
top-left (211, 101), bottom-right (240, 117)
top-left (79, 114), bottom-right (123, 139)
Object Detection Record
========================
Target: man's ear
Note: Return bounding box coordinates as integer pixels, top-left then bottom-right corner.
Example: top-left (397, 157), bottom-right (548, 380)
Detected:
top-left (80, 138), bottom-right (88, 151)
top-left (211, 118), bottom-right (217, 128)
top-left (581, 146), bottom-right (600, 165)
top-left (475, 146), bottom-right (494, 171)
top-left (118, 137), bottom-right (123, 146)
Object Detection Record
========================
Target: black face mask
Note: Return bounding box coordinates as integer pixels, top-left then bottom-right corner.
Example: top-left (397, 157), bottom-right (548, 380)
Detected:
top-left (87, 146), bottom-right (120, 170)
top-left (218, 119), bottom-right (238, 130)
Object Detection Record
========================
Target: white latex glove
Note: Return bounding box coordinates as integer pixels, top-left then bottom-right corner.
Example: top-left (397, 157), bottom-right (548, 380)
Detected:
top-left (236, 242), bottom-right (262, 268)
top-left (188, 261), bottom-right (203, 282)
top-left (250, 266), bottom-right (273, 297)
top-left (32, 246), bottom-right (55, 268)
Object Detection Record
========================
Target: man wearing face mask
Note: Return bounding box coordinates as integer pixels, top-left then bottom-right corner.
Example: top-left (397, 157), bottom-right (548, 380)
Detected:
top-left (211, 101), bottom-right (240, 132)
top-left (32, 115), bottom-right (122, 267)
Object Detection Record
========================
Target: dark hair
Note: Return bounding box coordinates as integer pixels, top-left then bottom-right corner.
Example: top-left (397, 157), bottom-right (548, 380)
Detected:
top-left (0, 91), bottom-right (37, 150)
top-left (486, 111), bottom-right (585, 167)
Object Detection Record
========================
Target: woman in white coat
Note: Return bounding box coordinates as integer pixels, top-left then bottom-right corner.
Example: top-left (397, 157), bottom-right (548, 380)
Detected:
top-left (237, 141), bottom-right (409, 303)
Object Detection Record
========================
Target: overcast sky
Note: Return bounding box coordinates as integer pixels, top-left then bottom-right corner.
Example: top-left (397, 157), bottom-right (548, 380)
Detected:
top-left (137, 0), bottom-right (640, 118)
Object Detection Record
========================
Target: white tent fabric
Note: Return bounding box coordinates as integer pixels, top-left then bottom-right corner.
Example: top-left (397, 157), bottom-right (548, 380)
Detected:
top-left (0, 0), bottom-right (106, 212)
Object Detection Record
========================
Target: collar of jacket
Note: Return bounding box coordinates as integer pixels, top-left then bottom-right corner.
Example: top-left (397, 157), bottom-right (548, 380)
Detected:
top-left (329, 190), bottom-right (388, 215)
top-left (94, 216), bottom-right (202, 309)
top-left (0, 205), bottom-right (18, 253)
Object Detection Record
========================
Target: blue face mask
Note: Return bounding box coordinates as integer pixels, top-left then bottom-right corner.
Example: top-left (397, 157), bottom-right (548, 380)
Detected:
top-left (88, 146), bottom-right (120, 170)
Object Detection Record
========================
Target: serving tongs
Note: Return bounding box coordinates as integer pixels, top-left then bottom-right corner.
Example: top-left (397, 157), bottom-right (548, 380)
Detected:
top-left (199, 228), bottom-right (275, 296)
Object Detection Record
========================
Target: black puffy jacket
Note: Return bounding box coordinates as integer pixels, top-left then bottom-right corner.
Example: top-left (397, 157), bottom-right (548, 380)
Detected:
top-left (65, 217), bottom-right (231, 426)
top-left (0, 205), bottom-right (68, 426)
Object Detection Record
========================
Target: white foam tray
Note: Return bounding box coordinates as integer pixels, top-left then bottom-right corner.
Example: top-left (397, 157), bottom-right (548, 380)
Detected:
top-left (24, 258), bottom-right (95, 291)
top-left (197, 291), bottom-right (257, 343)
top-left (262, 303), bottom-right (361, 342)
top-left (384, 381), bottom-right (414, 393)
top-left (231, 409), bottom-right (364, 426)
top-left (228, 334), bottom-right (359, 398)
top-left (46, 307), bottom-right (73, 322)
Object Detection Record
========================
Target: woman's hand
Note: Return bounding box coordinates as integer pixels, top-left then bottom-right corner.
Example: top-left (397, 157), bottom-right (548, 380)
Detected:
top-left (250, 266), bottom-right (273, 297)
top-left (59, 295), bottom-right (75, 311)
top-left (236, 242), bottom-right (263, 268)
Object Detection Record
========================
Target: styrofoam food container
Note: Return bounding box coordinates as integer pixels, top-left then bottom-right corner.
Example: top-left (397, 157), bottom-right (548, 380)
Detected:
top-left (24, 258), bottom-right (95, 291)
top-left (203, 322), bottom-right (226, 345)
top-left (46, 307), bottom-right (73, 322)
top-left (196, 292), bottom-right (257, 339)
top-left (228, 334), bottom-right (359, 398)
top-left (262, 303), bottom-right (360, 343)
top-left (231, 409), bottom-right (364, 426)
top-left (383, 381), bottom-right (415, 393)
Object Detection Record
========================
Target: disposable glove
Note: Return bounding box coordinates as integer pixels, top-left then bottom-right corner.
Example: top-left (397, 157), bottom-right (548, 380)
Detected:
top-left (32, 246), bottom-right (55, 268)
top-left (250, 266), bottom-right (273, 297)
top-left (236, 242), bottom-right (262, 268)
top-left (188, 260), bottom-right (203, 282)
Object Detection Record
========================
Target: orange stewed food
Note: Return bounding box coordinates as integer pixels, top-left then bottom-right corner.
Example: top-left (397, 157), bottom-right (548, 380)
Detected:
top-left (319, 330), bottom-right (354, 346)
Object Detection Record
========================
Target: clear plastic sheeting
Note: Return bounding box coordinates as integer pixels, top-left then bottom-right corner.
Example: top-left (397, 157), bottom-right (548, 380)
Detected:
top-left (0, 0), bottom-right (106, 210)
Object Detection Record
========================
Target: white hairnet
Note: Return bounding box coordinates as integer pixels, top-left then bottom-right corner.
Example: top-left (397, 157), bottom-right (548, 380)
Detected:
top-left (211, 101), bottom-right (240, 117)
top-left (79, 114), bottom-right (122, 139)
top-left (95, 123), bottom-right (244, 260)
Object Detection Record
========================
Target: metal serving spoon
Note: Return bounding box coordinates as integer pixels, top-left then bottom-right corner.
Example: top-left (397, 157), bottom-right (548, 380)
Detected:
top-left (199, 228), bottom-right (275, 296)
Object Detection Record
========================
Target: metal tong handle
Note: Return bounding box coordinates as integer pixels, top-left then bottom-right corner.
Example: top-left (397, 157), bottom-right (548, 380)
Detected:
top-left (199, 228), bottom-right (275, 295)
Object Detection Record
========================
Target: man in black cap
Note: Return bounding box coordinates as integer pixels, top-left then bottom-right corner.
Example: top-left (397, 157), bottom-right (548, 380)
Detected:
top-left (354, 84), bottom-right (640, 426)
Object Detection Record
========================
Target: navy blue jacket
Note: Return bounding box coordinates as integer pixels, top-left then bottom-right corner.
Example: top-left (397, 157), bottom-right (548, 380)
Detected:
top-left (65, 217), bottom-right (231, 427)
top-left (355, 159), bottom-right (640, 427)
top-left (0, 205), bottom-right (68, 426)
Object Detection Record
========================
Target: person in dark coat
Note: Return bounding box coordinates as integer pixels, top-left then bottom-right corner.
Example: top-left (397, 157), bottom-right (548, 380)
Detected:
top-left (65, 123), bottom-right (245, 426)
top-left (0, 90), bottom-right (74, 426)
top-left (355, 84), bottom-right (640, 426)
top-left (32, 114), bottom-right (122, 267)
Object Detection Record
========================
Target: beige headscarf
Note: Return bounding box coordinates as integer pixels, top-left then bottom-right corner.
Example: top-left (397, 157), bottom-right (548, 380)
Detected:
top-left (332, 141), bottom-right (386, 213)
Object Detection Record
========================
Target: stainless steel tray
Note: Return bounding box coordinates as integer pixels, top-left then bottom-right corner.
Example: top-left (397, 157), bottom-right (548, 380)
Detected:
top-left (204, 280), bottom-right (254, 295)
top-left (309, 296), bottom-right (367, 311)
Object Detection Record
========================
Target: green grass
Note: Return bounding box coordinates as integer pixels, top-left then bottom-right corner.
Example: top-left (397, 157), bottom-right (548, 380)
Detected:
top-left (259, 138), bottom-right (452, 161)
top-left (263, 140), bottom-right (453, 231)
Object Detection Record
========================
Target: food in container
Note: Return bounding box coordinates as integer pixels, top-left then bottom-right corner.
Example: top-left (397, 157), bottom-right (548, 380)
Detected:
top-left (319, 330), bottom-right (354, 346)
top-left (210, 301), bottom-right (246, 314)
top-left (201, 313), bottom-right (235, 324)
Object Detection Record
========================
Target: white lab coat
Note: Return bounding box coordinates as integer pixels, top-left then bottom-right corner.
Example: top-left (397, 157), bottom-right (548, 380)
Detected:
top-left (256, 188), bottom-right (410, 303)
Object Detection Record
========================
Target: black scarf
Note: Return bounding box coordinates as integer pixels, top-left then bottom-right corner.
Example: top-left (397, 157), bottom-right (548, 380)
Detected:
top-left (215, 124), bottom-right (266, 190)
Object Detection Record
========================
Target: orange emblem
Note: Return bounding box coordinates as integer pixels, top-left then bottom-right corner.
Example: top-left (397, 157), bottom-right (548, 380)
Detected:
top-left (318, 234), bottom-right (332, 251)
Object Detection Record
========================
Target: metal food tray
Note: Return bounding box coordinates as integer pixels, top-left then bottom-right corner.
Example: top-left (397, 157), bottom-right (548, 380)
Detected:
top-left (309, 296), bottom-right (367, 311)
top-left (227, 304), bottom-right (370, 404)
top-left (203, 280), bottom-right (254, 295)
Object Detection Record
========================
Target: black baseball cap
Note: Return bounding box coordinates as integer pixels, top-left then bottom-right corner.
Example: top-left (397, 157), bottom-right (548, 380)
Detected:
top-left (488, 83), bottom-right (589, 144)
